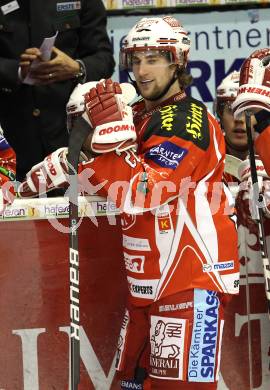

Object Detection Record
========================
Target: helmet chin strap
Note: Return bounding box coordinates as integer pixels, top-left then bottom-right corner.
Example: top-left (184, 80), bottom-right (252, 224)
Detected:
top-left (146, 70), bottom-right (178, 102)
top-left (126, 71), bottom-right (141, 96)
top-left (126, 67), bottom-right (179, 101)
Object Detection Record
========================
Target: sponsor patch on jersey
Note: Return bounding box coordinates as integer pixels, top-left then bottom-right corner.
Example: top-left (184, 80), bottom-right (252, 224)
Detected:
top-left (123, 235), bottom-right (151, 251)
top-left (202, 260), bottom-right (234, 273)
top-left (188, 289), bottom-right (220, 383)
top-left (127, 277), bottom-right (158, 299)
top-left (145, 141), bottom-right (187, 170)
top-left (158, 216), bottom-right (171, 232)
top-left (56, 1), bottom-right (81, 12)
top-left (124, 252), bottom-right (145, 273)
top-left (149, 315), bottom-right (187, 380)
top-left (159, 301), bottom-right (193, 312)
top-left (143, 97), bottom-right (210, 151)
top-left (120, 380), bottom-right (143, 390)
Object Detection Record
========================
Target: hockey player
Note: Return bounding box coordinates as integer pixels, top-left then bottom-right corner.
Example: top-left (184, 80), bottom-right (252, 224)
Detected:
top-left (0, 126), bottom-right (16, 214)
top-left (218, 51), bottom-right (270, 388)
top-left (231, 48), bottom-right (270, 241)
top-left (18, 16), bottom-right (239, 390)
top-left (215, 71), bottom-right (250, 162)
top-left (231, 48), bottom-right (270, 176)
top-left (214, 71), bottom-right (249, 199)
top-left (215, 70), bottom-right (264, 198)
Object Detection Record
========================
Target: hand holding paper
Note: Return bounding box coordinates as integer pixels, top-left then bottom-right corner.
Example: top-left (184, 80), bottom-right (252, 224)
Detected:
top-left (20, 32), bottom-right (58, 85)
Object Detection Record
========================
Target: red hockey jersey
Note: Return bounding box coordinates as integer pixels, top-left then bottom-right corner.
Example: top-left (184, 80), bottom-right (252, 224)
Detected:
top-left (80, 93), bottom-right (239, 306)
top-left (255, 126), bottom-right (270, 177)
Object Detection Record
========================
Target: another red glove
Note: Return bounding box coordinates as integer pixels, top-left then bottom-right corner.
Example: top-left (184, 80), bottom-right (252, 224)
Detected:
top-left (232, 48), bottom-right (270, 117)
top-left (17, 148), bottom-right (69, 198)
top-left (17, 148), bottom-right (91, 198)
top-left (83, 79), bottom-right (137, 153)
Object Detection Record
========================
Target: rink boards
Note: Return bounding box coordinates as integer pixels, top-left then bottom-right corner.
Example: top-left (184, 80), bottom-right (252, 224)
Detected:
top-left (0, 196), bottom-right (269, 389)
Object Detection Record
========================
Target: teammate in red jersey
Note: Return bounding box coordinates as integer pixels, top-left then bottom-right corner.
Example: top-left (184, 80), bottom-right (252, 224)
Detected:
top-left (215, 70), bottom-right (250, 162)
top-left (18, 16), bottom-right (239, 390)
top-left (231, 48), bottom-right (270, 176)
top-left (217, 55), bottom-right (270, 389)
top-left (0, 126), bottom-right (16, 214)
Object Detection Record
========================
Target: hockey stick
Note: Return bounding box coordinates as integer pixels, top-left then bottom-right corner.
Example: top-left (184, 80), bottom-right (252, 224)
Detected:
top-left (67, 116), bottom-right (91, 390)
top-left (66, 81), bottom-right (136, 389)
top-left (245, 111), bottom-right (270, 316)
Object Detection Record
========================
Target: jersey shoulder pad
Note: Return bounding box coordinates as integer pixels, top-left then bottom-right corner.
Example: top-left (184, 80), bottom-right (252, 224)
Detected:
top-left (143, 96), bottom-right (210, 151)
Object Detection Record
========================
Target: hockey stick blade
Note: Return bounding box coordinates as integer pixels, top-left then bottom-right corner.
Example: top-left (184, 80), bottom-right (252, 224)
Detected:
top-left (67, 116), bottom-right (91, 390)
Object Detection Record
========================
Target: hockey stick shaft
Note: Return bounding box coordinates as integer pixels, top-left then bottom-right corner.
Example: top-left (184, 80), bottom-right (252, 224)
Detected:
top-left (67, 117), bottom-right (91, 390)
top-left (245, 111), bottom-right (270, 315)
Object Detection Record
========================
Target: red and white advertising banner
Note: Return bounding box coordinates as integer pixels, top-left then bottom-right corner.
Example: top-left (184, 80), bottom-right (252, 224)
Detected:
top-left (0, 197), bottom-right (269, 389)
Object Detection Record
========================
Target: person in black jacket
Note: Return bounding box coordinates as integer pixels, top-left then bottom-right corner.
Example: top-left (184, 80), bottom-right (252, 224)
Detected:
top-left (0, 0), bottom-right (115, 181)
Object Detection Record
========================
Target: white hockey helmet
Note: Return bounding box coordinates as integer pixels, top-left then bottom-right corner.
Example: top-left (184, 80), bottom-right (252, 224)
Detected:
top-left (120, 16), bottom-right (191, 70)
top-left (214, 71), bottom-right (240, 116)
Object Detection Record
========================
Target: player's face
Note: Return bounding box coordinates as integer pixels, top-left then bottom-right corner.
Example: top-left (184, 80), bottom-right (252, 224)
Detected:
top-left (220, 103), bottom-right (250, 151)
top-left (131, 50), bottom-right (178, 103)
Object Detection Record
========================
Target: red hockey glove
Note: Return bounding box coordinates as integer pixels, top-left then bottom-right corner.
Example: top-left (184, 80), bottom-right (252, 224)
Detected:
top-left (17, 148), bottom-right (70, 198)
top-left (232, 48), bottom-right (270, 117)
top-left (238, 156), bottom-right (270, 218)
top-left (83, 79), bottom-right (137, 153)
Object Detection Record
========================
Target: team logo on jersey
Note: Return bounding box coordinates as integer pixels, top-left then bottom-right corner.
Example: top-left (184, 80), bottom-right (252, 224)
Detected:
top-left (145, 141), bottom-right (187, 170)
top-left (188, 289), bottom-right (220, 383)
top-left (149, 315), bottom-right (187, 380)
